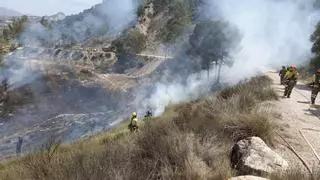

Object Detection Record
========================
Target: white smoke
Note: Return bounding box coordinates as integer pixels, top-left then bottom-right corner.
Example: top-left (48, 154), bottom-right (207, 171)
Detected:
top-left (3, 0), bottom-right (140, 88)
top-left (137, 0), bottom-right (320, 116)
top-left (205, 0), bottom-right (320, 83)
top-left (137, 69), bottom-right (218, 116)
top-left (99, 0), bottom-right (139, 34)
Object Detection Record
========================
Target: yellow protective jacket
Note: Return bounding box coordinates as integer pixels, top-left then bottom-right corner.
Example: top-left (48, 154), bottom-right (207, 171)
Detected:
top-left (130, 117), bottom-right (138, 126)
top-left (284, 70), bottom-right (298, 80)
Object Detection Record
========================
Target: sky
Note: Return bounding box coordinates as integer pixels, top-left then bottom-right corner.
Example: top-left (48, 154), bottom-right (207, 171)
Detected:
top-left (0, 0), bottom-right (102, 16)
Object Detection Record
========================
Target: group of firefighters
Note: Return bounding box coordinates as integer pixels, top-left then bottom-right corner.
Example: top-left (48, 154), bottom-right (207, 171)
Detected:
top-left (279, 65), bottom-right (320, 105)
top-left (279, 65), bottom-right (299, 98)
top-left (128, 110), bottom-right (153, 132)
top-left (129, 66), bottom-right (320, 132)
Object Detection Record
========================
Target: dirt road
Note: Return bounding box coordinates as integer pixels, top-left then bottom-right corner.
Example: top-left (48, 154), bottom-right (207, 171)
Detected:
top-left (266, 69), bottom-right (320, 171)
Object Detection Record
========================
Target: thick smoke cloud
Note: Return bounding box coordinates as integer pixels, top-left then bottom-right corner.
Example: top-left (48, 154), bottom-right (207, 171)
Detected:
top-left (139, 0), bottom-right (320, 115)
top-left (203, 0), bottom-right (320, 83)
top-left (135, 67), bottom-right (220, 116)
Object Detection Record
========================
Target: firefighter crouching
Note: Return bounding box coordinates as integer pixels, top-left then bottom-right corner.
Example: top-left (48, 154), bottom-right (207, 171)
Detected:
top-left (283, 66), bottom-right (298, 98)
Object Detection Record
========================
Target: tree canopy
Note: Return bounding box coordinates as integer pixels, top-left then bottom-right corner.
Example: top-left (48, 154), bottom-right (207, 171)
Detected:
top-left (112, 29), bottom-right (147, 55)
top-left (310, 22), bottom-right (320, 70)
top-left (189, 20), bottom-right (241, 70)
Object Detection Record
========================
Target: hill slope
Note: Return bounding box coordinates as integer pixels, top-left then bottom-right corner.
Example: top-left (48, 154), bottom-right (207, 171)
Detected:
top-left (0, 75), bottom-right (281, 179)
top-left (0, 7), bottom-right (22, 17)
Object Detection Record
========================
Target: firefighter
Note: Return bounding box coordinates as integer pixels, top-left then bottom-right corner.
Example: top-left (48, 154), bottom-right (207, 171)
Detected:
top-left (128, 112), bottom-right (139, 132)
top-left (283, 65), bottom-right (298, 98)
top-left (311, 68), bottom-right (320, 104)
top-left (143, 110), bottom-right (153, 121)
top-left (279, 66), bottom-right (287, 85)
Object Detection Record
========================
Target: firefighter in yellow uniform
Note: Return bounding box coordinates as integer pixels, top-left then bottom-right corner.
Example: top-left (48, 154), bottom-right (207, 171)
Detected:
top-left (283, 65), bottom-right (298, 98)
top-left (129, 112), bottom-right (139, 132)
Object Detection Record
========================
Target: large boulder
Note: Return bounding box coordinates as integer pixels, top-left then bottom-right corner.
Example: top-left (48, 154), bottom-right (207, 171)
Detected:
top-left (230, 176), bottom-right (270, 180)
top-left (231, 137), bottom-right (288, 175)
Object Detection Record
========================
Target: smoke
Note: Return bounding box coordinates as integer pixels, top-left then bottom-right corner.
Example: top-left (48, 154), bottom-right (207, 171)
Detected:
top-left (3, 0), bottom-right (140, 88)
top-left (202, 0), bottom-right (320, 82)
top-left (20, 0), bottom-right (139, 44)
top-left (134, 0), bottom-right (320, 116)
top-left (135, 68), bottom-right (219, 116)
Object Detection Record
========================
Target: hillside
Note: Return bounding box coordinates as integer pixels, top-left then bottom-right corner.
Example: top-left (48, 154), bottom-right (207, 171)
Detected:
top-left (0, 7), bottom-right (22, 17)
top-left (0, 75), bottom-right (282, 179)
top-left (2, 73), bottom-right (319, 179)
top-left (0, 0), bottom-right (320, 179)
top-left (0, 0), bottom-right (218, 159)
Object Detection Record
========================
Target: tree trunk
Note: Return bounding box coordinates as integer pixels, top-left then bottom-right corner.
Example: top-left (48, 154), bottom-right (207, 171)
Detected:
top-left (217, 61), bottom-right (222, 84)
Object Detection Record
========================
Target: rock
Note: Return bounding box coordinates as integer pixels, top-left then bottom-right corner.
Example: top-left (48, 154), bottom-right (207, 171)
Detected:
top-left (102, 46), bottom-right (115, 52)
top-left (231, 137), bottom-right (288, 175)
top-left (230, 175), bottom-right (270, 180)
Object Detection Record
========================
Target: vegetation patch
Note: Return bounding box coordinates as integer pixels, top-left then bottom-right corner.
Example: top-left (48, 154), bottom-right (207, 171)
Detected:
top-left (155, 0), bottom-right (193, 43)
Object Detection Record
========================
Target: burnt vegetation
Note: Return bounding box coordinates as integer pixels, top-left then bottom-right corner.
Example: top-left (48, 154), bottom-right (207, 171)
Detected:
top-left (0, 76), bottom-right (283, 180)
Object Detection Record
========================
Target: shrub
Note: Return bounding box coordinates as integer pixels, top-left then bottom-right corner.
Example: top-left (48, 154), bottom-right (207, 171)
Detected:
top-left (218, 76), bottom-right (278, 101)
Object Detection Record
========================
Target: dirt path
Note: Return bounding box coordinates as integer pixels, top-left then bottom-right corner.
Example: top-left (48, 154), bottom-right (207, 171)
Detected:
top-left (265, 69), bottom-right (320, 171)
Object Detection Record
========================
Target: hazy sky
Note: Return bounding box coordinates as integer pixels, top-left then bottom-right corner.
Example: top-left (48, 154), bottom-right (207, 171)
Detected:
top-left (0, 0), bottom-right (102, 16)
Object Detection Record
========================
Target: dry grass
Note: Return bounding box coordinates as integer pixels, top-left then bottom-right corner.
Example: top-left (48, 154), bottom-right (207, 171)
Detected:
top-left (0, 75), bottom-right (281, 180)
top-left (173, 76), bottom-right (278, 145)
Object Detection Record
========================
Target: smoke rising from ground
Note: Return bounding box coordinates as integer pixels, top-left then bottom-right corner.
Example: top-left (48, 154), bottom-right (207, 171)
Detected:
top-left (3, 0), bottom-right (140, 88)
top-left (139, 0), bottom-right (320, 115)
top-left (206, 0), bottom-right (320, 83)
top-left (21, 0), bottom-right (139, 44)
